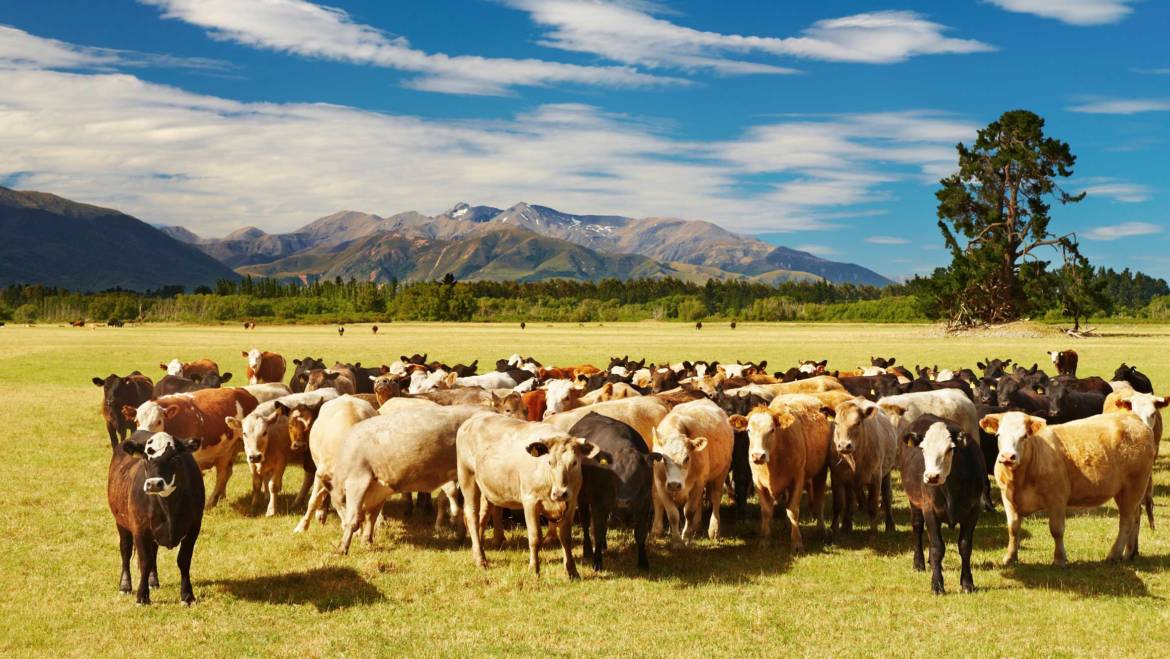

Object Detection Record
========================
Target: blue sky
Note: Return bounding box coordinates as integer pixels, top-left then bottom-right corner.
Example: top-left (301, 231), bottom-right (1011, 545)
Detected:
top-left (0, 0), bottom-right (1167, 280)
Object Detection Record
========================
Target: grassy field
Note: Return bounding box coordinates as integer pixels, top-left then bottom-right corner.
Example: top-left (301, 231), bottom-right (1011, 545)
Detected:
top-left (2, 321), bottom-right (1170, 657)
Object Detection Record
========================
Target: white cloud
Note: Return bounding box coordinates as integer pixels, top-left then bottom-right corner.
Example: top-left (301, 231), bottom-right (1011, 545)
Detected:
top-left (505, 2), bottom-right (992, 72)
top-left (0, 30), bottom-right (978, 238)
top-left (985, 0), bottom-right (1135, 26)
top-left (1076, 179), bottom-right (1152, 203)
top-left (139, 0), bottom-right (683, 95)
top-left (795, 244), bottom-right (839, 257)
top-left (0, 24), bottom-right (229, 72)
top-left (866, 236), bottom-right (910, 244)
top-left (1067, 98), bottom-right (1170, 114)
top-left (1084, 222), bottom-right (1164, 240)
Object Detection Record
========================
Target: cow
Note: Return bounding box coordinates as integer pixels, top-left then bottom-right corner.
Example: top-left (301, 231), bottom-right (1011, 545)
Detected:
top-left (570, 413), bottom-right (655, 572)
top-left (877, 389), bottom-right (980, 443)
top-left (243, 349), bottom-right (287, 385)
top-left (544, 379), bottom-right (584, 417)
top-left (159, 358), bottom-right (219, 381)
top-left (995, 376), bottom-right (1050, 417)
top-left (370, 374), bottom-right (403, 405)
top-left (521, 390), bottom-right (547, 421)
top-left (289, 357), bottom-right (326, 393)
top-left (976, 357), bottom-right (1013, 379)
top-left (225, 396), bottom-right (316, 517)
top-left (980, 412), bottom-right (1155, 565)
top-left (293, 396), bottom-right (378, 533)
top-left (332, 402), bottom-right (486, 553)
top-left (1114, 364), bottom-right (1153, 394)
top-left (446, 371), bottom-right (522, 390)
top-left (823, 398), bottom-right (897, 540)
top-left (649, 399), bottom-right (733, 545)
top-left (304, 364), bottom-right (357, 395)
top-left (108, 431), bottom-right (204, 605)
top-left (546, 396), bottom-right (671, 451)
top-left (1048, 350), bottom-right (1078, 377)
top-left (728, 396), bottom-right (831, 552)
top-left (713, 392), bottom-right (769, 523)
top-left (127, 387), bottom-right (258, 507)
top-left (1104, 390), bottom-right (1168, 543)
top-left (92, 372), bottom-right (153, 446)
top-left (240, 382), bottom-right (292, 404)
top-left (152, 372), bottom-right (232, 398)
top-left (458, 413), bottom-right (600, 578)
top-left (871, 356), bottom-right (897, 369)
top-left (579, 381), bottom-right (641, 405)
top-left (1045, 377), bottom-right (1105, 424)
top-left (899, 415), bottom-right (985, 594)
top-left (337, 326), bottom-right (345, 337)
top-left (371, 325), bottom-right (378, 335)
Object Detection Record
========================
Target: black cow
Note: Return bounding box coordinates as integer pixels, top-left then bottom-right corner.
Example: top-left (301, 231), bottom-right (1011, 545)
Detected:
top-left (92, 372), bottom-right (153, 446)
top-left (1114, 363), bottom-right (1153, 394)
top-left (712, 392), bottom-right (767, 522)
top-left (348, 362), bottom-right (386, 394)
top-left (1046, 377), bottom-right (1106, 423)
top-left (451, 360), bottom-right (479, 377)
top-left (974, 403), bottom-right (1008, 511)
top-left (108, 431), bottom-right (204, 605)
top-left (900, 414), bottom-right (985, 594)
top-left (996, 376), bottom-right (1049, 417)
top-left (289, 357), bottom-right (326, 393)
top-left (569, 413), bottom-right (656, 572)
top-left (151, 372), bottom-right (232, 398)
top-left (976, 357), bottom-right (1012, 379)
top-left (870, 356), bottom-right (897, 369)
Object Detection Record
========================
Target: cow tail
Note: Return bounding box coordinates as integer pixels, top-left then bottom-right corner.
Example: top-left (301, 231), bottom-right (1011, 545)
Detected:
top-left (1146, 478), bottom-right (1155, 530)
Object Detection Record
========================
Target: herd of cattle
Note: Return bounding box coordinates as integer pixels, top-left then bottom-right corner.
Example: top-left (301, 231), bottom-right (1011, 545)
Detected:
top-left (95, 348), bottom-right (1165, 604)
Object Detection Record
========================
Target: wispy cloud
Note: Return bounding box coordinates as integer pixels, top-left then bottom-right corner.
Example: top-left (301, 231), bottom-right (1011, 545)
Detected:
top-left (140, 0), bottom-right (684, 95)
top-left (1133, 67), bottom-right (1170, 75)
top-left (866, 236), bottom-right (910, 244)
top-left (1076, 178), bottom-right (1152, 203)
top-left (1084, 222), bottom-right (1163, 240)
top-left (1067, 98), bottom-right (1170, 114)
top-left (505, 2), bottom-right (992, 73)
top-left (985, 0), bottom-right (1136, 26)
top-left (0, 24), bottom-right (230, 72)
top-left (795, 244), bottom-right (840, 257)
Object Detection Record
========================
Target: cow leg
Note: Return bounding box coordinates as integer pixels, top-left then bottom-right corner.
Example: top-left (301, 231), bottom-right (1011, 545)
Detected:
top-left (293, 476), bottom-right (327, 533)
top-left (117, 526), bottom-right (133, 594)
top-left (557, 509), bottom-right (579, 580)
top-left (592, 504), bottom-right (609, 572)
top-left (651, 485), bottom-right (665, 537)
top-left (523, 503), bottom-right (543, 577)
top-left (732, 435), bottom-right (750, 523)
top-left (865, 479), bottom-right (880, 544)
top-left (250, 470), bottom-right (262, 509)
top-left (981, 477), bottom-right (996, 512)
top-left (1048, 503), bottom-right (1068, 567)
top-left (881, 474), bottom-right (895, 533)
top-left (291, 454), bottom-right (315, 509)
top-left (403, 492), bottom-right (415, 517)
top-left (664, 499), bottom-right (683, 547)
top-left (133, 535), bottom-right (154, 605)
top-left (461, 479), bottom-right (487, 569)
top-left (417, 492), bottom-right (435, 516)
top-left (681, 487), bottom-right (702, 543)
top-left (106, 422), bottom-right (118, 448)
top-left (207, 459), bottom-right (233, 508)
top-left (706, 478), bottom-right (724, 540)
top-left (489, 503), bottom-right (506, 549)
top-left (635, 501), bottom-right (651, 572)
top-left (177, 522), bottom-right (200, 606)
top-left (266, 467), bottom-right (284, 517)
top-left (810, 470), bottom-right (827, 539)
top-left (829, 479), bottom-right (844, 539)
top-left (338, 475), bottom-right (372, 555)
top-left (925, 510), bottom-right (946, 595)
top-left (842, 482), bottom-right (855, 533)
top-left (757, 486), bottom-right (775, 543)
top-left (785, 481), bottom-right (805, 552)
top-left (1001, 497), bottom-right (1022, 566)
top-left (1109, 493), bottom-right (1139, 562)
top-left (579, 500), bottom-right (594, 562)
top-left (910, 505), bottom-right (925, 571)
top-left (959, 513), bottom-right (976, 594)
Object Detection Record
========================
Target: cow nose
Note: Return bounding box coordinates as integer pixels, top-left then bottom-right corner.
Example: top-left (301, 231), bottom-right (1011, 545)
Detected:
top-left (551, 487), bottom-right (568, 502)
top-left (924, 473), bottom-right (940, 485)
top-left (750, 452), bottom-right (767, 465)
top-left (143, 478), bottom-right (164, 493)
top-left (248, 453), bottom-right (262, 464)
top-left (999, 453), bottom-right (1017, 466)
top-left (666, 481), bottom-right (682, 492)
top-left (840, 442), bottom-right (854, 453)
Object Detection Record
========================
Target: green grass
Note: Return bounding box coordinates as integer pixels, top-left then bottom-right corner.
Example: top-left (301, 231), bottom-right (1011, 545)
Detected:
top-left (2, 321), bottom-right (1169, 657)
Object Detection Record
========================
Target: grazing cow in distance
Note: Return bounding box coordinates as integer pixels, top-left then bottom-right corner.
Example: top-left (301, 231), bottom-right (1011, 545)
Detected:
top-left (92, 372), bottom-right (153, 446)
top-left (371, 325), bottom-right (378, 335)
top-left (520, 321), bottom-right (526, 330)
top-left (1114, 363), bottom-right (1153, 394)
top-left (337, 326), bottom-right (345, 337)
top-left (981, 412), bottom-right (1155, 565)
top-left (900, 415), bottom-right (985, 594)
top-left (1049, 350), bottom-right (1078, 377)
top-left (730, 321), bottom-right (737, 329)
top-left (457, 413), bottom-right (601, 578)
top-left (108, 431), bottom-right (204, 605)
top-left (243, 349), bottom-right (287, 385)
top-left (695, 321), bottom-right (702, 330)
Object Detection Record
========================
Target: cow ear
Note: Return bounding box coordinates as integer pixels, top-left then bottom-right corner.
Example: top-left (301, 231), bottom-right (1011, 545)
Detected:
top-left (862, 405), bottom-right (878, 418)
top-left (903, 432), bottom-right (919, 447)
top-left (293, 358), bottom-right (302, 366)
top-left (380, 365), bottom-right (390, 374)
top-left (525, 442), bottom-right (550, 457)
top-left (820, 406), bottom-right (836, 419)
top-left (728, 414), bottom-right (748, 431)
top-left (92, 377), bottom-right (105, 386)
top-left (121, 440), bottom-right (144, 456)
top-left (241, 351), bottom-right (248, 357)
top-left (979, 414), bottom-right (1002, 435)
top-left (224, 416), bottom-right (241, 431)
top-left (178, 438), bottom-right (201, 453)
top-left (1026, 417), bottom-right (1047, 436)
top-left (758, 361), bottom-right (767, 370)
top-left (774, 411), bottom-right (796, 429)
top-left (159, 363), bottom-right (168, 371)
top-left (574, 438), bottom-right (601, 459)
top-left (878, 403), bottom-right (906, 418)
top-left (161, 405), bottom-right (179, 420)
top-left (977, 361), bottom-right (986, 370)
top-left (1116, 398), bottom-right (1134, 411)
top-left (646, 452), bottom-right (664, 464)
top-left (220, 372), bottom-right (233, 383)
top-left (689, 436), bottom-right (708, 452)
top-left (324, 372), bottom-right (340, 381)
top-left (887, 358), bottom-right (896, 366)
top-left (1156, 397), bottom-right (1170, 409)
top-left (273, 401), bottom-right (290, 416)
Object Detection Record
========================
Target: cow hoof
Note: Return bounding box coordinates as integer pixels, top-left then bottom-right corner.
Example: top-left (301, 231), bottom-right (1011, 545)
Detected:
top-left (932, 586), bottom-right (946, 596)
top-left (961, 584), bottom-right (976, 594)
top-left (1001, 554), bottom-right (1017, 567)
top-left (181, 596), bottom-right (196, 607)
top-left (292, 524), bottom-right (306, 534)
top-left (913, 562), bottom-right (925, 572)
top-left (637, 560), bottom-right (650, 572)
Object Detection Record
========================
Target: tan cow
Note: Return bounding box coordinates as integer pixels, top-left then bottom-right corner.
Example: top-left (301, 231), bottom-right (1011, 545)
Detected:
top-left (650, 399), bottom-right (734, 544)
top-left (225, 394), bottom-right (321, 516)
top-left (332, 402), bottom-right (486, 553)
top-left (729, 398), bottom-right (832, 551)
top-left (1104, 390), bottom-right (1167, 532)
top-left (240, 382), bottom-right (292, 404)
top-left (546, 396), bottom-right (670, 451)
top-left (127, 387), bottom-right (258, 507)
top-left (579, 382), bottom-right (641, 405)
top-left (304, 363), bottom-right (358, 395)
top-left (456, 412), bottom-right (600, 578)
top-left (824, 397), bottom-right (898, 539)
top-left (980, 412), bottom-right (1156, 565)
top-left (293, 395), bottom-right (378, 533)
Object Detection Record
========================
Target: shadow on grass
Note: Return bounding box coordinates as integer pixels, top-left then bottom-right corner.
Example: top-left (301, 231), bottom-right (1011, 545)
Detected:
top-left (209, 567), bottom-right (384, 611)
top-left (228, 491), bottom-right (310, 518)
top-left (1002, 559), bottom-right (1163, 599)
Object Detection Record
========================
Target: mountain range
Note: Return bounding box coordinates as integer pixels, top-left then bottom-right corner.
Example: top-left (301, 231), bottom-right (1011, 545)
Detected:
top-left (0, 185), bottom-right (892, 290)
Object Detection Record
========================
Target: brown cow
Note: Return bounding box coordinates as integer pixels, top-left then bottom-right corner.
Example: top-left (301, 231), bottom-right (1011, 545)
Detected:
top-left (244, 349), bottom-right (287, 385)
top-left (126, 387), bottom-right (259, 507)
top-left (522, 390), bottom-right (547, 421)
top-left (160, 358), bottom-right (220, 381)
top-left (92, 371), bottom-right (153, 446)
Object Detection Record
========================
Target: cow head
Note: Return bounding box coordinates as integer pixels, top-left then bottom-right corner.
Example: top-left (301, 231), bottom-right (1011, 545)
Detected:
top-left (906, 421), bottom-right (967, 486)
top-left (979, 412), bottom-right (1046, 469)
top-left (161, 359), bottom-right (183, 376)
top-left (493, 392), bottom-right (526, 419)
top-left (525, 434), bottom-right (598, 519)
top-left (650, 428), bottom-right (708, 503)
top-left (226, 406), bottom-right (282, 465)
top-left (121, 432), bottom-right (199, 496)
top-left (304, 369), bottom-right (341, 392)
top-left (1114, 393), bottom-right (1169, 431)
top-left (544, 380), bottom-right (580, 415)
top-left (370, 374), bottom-right (402, 405)
top-left (829, 399), bottom-right (879, 459)
top-left (93, 374), bottom-right (133, 409)
top-left (127, 400), bottom-right (179, 433)
top-left (193, 371), bottom-right (232, 387)
top-left (281, 402), bottom-right (319, 452)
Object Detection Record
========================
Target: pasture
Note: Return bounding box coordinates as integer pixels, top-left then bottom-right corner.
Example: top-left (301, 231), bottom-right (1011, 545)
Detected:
top-left (2, 321), bottom-right (1169, 657)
